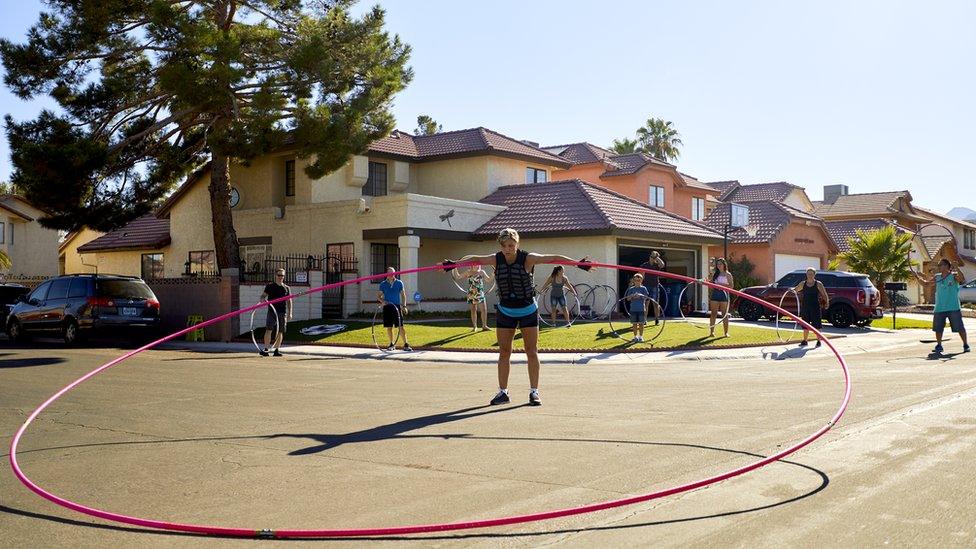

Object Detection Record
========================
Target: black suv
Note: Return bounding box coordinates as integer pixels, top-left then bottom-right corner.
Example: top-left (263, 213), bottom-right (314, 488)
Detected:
top-left (0, 283), bottom-right (30, 332)
top-left (7, 274), bottom-right (161, 344)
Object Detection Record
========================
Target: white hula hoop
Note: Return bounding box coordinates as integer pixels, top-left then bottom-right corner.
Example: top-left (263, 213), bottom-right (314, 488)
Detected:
top-left (451, 266), bottom-right (496, 297)
top-left (581, 284), bottom-right (617, 321)
top-left (909, 222), bottom-right (960, 276)
top-left (776, 289), bottom-right (801, 344)
top-left (676, 281), bottom-right (732, 329)
top-left (371, 304), bottom-right (403, 352)
top-left (250, 302), bottom-right (280, 352)
top-left (538, 287), bottom-right (583, 327)
top-left (607, 295), bottom-right (666, 342)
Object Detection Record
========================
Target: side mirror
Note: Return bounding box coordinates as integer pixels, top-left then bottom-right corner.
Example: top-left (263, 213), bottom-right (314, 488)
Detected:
top-left (28, 298), bottom-right (40, 306)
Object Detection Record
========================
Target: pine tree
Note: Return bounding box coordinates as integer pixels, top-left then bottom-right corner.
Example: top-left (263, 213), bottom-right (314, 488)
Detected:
top-left (2, 0), bottom-right (412, 269)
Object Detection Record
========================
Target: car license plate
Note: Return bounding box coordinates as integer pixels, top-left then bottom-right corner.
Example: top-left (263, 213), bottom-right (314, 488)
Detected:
top-left (122, 307), bottom-right (138, 316)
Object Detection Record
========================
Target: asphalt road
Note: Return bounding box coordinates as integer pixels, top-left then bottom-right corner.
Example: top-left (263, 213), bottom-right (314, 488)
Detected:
top-left (1, 335), bottom-right (975, 547)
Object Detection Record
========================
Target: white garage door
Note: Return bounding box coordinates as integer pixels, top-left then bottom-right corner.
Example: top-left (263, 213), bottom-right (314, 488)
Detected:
top-left (774, 254), bottom-right (820, 280)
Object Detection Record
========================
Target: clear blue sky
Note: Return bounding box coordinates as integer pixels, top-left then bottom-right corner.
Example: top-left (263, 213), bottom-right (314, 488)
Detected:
top-left (1, 0), bottom-right (973, 214)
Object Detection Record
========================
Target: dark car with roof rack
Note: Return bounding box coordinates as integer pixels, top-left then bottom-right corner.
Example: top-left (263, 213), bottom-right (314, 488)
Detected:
top-left (735, 269), bottom-right (883, 328)
top-left (6, 274), bottom-right (160, 344)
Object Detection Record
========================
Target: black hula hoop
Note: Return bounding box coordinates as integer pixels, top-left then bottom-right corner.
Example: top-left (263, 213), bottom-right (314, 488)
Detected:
top-left (370, 304), bottom-right (403, 352)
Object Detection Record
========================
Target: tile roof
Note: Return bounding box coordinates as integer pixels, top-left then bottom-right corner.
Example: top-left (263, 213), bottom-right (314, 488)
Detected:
top-left (475, 179), bottom-right (722, 242)
top-left (600, 152), bottom-right (675, 178)
top-left (824, 219), bottom-right (898, 253)
top-left (914, 206), bottom-right (976, 230)
top-left (723, 181), bottom-right (802, 203)
top-left (678, 172), bottom-right (720, 192)
top-left (0, 201), bottom-right (34, 221)
top-left (703, 180), bottom-right (741, 200)
top-left (368, 128), bottom-right (572, 167)
top-left (703, 201), bottom-right (826, 245)
top-left (811, 191), bottom-right (911, 218)
top-left (919, 234), bottom-right (954, 258)
top-left (542, 142), bottom-right (615, 165)
top-left (77, 215), bottom-right (170, 253)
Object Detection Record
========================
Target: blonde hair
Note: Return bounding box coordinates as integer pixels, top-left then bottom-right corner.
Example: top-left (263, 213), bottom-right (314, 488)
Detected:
top-left (631, 273), bottom-right (643, 285)
top-left (497, 228), bottom-right (520, 244)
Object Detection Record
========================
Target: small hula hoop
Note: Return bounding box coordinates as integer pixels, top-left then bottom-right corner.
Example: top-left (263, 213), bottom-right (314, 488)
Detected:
top-left (677, 281), bottom-right (732, 329)
top-left (370, 304), bottom-right (403, 352)
top-left (581, 284), bottom-right (616, 321)
top-left (908, 222), bottom-right (960, 276)
top-left (538, 287), bottom-right (583, 327)
top-left (776, 289), bottom-right (801, 344)
top-left (249, 302), bottom-right (280, 352)
top-left (607, 295), bottom-right (666, 342)
top-left (451, 266), bottom-right (497, 297)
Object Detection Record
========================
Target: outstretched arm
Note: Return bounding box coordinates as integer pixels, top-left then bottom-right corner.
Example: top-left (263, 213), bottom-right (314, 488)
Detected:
top-left (441, 253), bottom-right (495, 270)
top-left (526, 253), bottom-right (592, 271)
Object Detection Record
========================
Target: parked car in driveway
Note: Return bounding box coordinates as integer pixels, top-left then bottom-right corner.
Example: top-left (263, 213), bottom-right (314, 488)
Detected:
top-left (0, 283), bottom-right (30, 332)
top-left (961, 279), bottom-right (976, 304)
top-left (735, 270), bottom-right (884, 328)
top-left (7, 274), bottom-right (160, 344)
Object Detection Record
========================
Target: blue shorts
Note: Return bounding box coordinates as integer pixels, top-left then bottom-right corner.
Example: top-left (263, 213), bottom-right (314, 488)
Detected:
top-left (710, 289), bottom-right (729, 302)
top-left (933, 310), bottom-right (964, 333)
top-left (549, 295), bottom-right (567, 309)
top-left (629, 311), bottom-right (647, 324)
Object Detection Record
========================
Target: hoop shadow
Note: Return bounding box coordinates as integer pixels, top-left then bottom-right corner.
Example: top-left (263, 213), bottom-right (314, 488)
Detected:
top-left (0, 356), bottom-right (67, 368)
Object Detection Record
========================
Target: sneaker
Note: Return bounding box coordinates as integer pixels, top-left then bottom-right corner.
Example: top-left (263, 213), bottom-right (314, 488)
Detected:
top-left (403, 344), bottom-right (414, 352)
top-left (964, 344), bottom-right (970, 353)
top-left (259, 349), bottom-right (269, 356)
top-left (654, 319), bottom-right (660, 326)
top-left (798, 341), bottom-right (809, 347)
top-left (631, 336), bottom-right (639, 343)
top-left (566, 323), bottom-right (572, 328)
top-left (481, 326), bottom-right (492, 331)
top-left (272, 349), bottom-right (283, 357)
top-left (385, 343), bottom-right (396, 351)
top-left (529, 390), bottom-right (541, 406)
top-left (934, 343), bottom-right (944, 354)
top-left (490, 390), bottom-right (510, 405)
top-left (815, 340), bottom-right (822, 348)
top-left (636, 336), bottom-right (644, 343)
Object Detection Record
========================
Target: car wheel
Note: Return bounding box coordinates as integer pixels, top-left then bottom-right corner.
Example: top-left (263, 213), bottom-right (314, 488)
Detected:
top-left (828, 304), bottom-right (856, 328)
top-left (63, 319), bottom-right (80, 346)
top-left (7, 319), bottom-right (28, 343)
top-left (737, 300), bottom-right (763, 322)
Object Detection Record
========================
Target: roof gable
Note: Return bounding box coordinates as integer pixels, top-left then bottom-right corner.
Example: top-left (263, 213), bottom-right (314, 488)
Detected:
top-left (369, 128), bottom-right (571, 167)
top-left (77, 215), bottom-right (170, 253)
top-left (703, 200), bottom-right (831, 246)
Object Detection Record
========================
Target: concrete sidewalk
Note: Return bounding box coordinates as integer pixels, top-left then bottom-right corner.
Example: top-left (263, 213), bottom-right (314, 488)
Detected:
top-left (161, 326), bottom-right (949, 365)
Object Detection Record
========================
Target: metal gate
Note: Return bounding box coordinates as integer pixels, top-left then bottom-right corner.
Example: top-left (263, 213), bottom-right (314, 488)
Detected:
top-left (322, 255), bottom-right (357, 318)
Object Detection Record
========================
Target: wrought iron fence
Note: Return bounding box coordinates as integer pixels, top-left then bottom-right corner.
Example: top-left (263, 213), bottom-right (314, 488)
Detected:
top-left (241, 254), bottom-right (358, 285)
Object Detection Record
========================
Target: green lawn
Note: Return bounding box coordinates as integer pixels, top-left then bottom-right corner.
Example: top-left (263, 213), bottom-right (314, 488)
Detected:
top-left (274, 318), bottom-right (793, 351)
top-left (868, 315), bottom-right (932, 330)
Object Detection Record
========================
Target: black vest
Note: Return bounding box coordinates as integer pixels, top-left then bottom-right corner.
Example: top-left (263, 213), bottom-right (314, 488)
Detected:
top-left (495, 250), bottom-right (535, 307)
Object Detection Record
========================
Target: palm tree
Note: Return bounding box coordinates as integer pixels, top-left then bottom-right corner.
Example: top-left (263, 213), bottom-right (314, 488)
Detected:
top-left (635, 118), bottom-right (683, 162)
top-left (836, 225), bottom-right (915, 307)
top-left (0, 249), bottom-right (10, 271)
top-left (609, 137), bottom-right (638, 154)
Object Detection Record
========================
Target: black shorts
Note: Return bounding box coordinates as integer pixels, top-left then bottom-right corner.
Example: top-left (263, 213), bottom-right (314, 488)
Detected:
top-left (495, 306), bottom-right (539, 329)
top-left (382, 304), bottom-right (403, 327)
top-left (265, 309), bottom-right (287, 335)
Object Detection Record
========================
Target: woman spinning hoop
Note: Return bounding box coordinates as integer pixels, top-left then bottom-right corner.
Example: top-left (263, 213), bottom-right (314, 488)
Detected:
top-left (539, 266), bottom-right (578, 328)
top-left (708, 258), bottom-right (734, 338)
top-left (442, 228), bottom-right (591, 407)
top-left (455, 266), bottom-right (493, 332)
top-left (794, 268), bottom-right (830, 347)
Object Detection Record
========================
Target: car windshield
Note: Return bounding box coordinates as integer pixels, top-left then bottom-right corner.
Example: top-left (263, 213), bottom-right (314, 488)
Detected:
top-left (97, 280), bottom-right (155, 300)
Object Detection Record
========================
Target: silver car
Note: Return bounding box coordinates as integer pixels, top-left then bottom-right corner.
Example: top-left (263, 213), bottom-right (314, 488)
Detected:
top-left (961, 279), bottom-right (976, 304)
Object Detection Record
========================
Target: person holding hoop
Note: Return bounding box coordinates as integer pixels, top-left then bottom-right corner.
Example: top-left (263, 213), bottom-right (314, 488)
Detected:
top-left (540, 265), bottom-right (578, 328)
top-left (794, 268), bottom-right (829, 347)
top-left (708, 258), bottom-right (734, 338)
top-left (378, 267), bottom-right (413, 352)
top-left (624, 273), bottom-right (650, 342)
top-left (639, 251), bottom-right (666, 325)
top-left (914, 258), bottom-right (970, 354)
top-left (259, 268), bottom-right (292, 356)
top-left (443, 228), bottom-right (591, 407)
top-left (456, 266), bottom-right (493, 332)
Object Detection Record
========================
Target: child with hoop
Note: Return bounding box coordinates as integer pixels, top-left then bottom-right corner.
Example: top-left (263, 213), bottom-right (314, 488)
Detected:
top-left (540, 265), bottom-right (578, 328)
top-left (624, 273), bottom-right (650, 342)
top-left (456, 266), bottom-right (493, 332)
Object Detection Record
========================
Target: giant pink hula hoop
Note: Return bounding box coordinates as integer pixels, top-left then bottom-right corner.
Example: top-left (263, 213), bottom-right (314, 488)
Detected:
top-left (10, 261), bottom-right (851, 538)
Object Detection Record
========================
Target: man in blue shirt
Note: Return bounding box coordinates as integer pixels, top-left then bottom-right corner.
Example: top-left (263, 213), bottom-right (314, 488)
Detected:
top-left (377, 267), bottom-right (412, 351)
top-left (915, 258), bottom-right (970, 354)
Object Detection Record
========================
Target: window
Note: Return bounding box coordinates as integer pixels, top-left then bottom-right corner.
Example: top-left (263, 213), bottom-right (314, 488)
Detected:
top-left (29, 281), bottom-right (51, 302)
top-left (47, 278), bottom-right (70, 301)
top-left (692, 197), bottom-right (705, 221)
top-left (67, 278), bottom-right (90, 298)
top-left (776, 273), bottom-right (804, 288)
top-left (141, 253), bottom-right (164, 280)
top-left (241, 245), bottom-right (272, 274)
top-left (649, 185), bottom-right (665, 207)
top-left (284, 159), bottom-right (296, 197)
top-left (327, 242), bottom-right (355, 260)
top-left (525, 167), bottom-right (547, 184)
top-left (0, 223), bottom-right (4, 244)
top-left (363, 162), bottom-right (388, 197)
top-left (370, 243), bottom-right (399, 283)
top-left (965, 229), bottom-right (976, 250)
top-left (188, 250), bottom-right (216, 274)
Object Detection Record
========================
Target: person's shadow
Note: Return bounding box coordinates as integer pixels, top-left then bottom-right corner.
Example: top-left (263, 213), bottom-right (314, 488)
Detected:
top-left (266, 404), bottom-right (527, 455)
